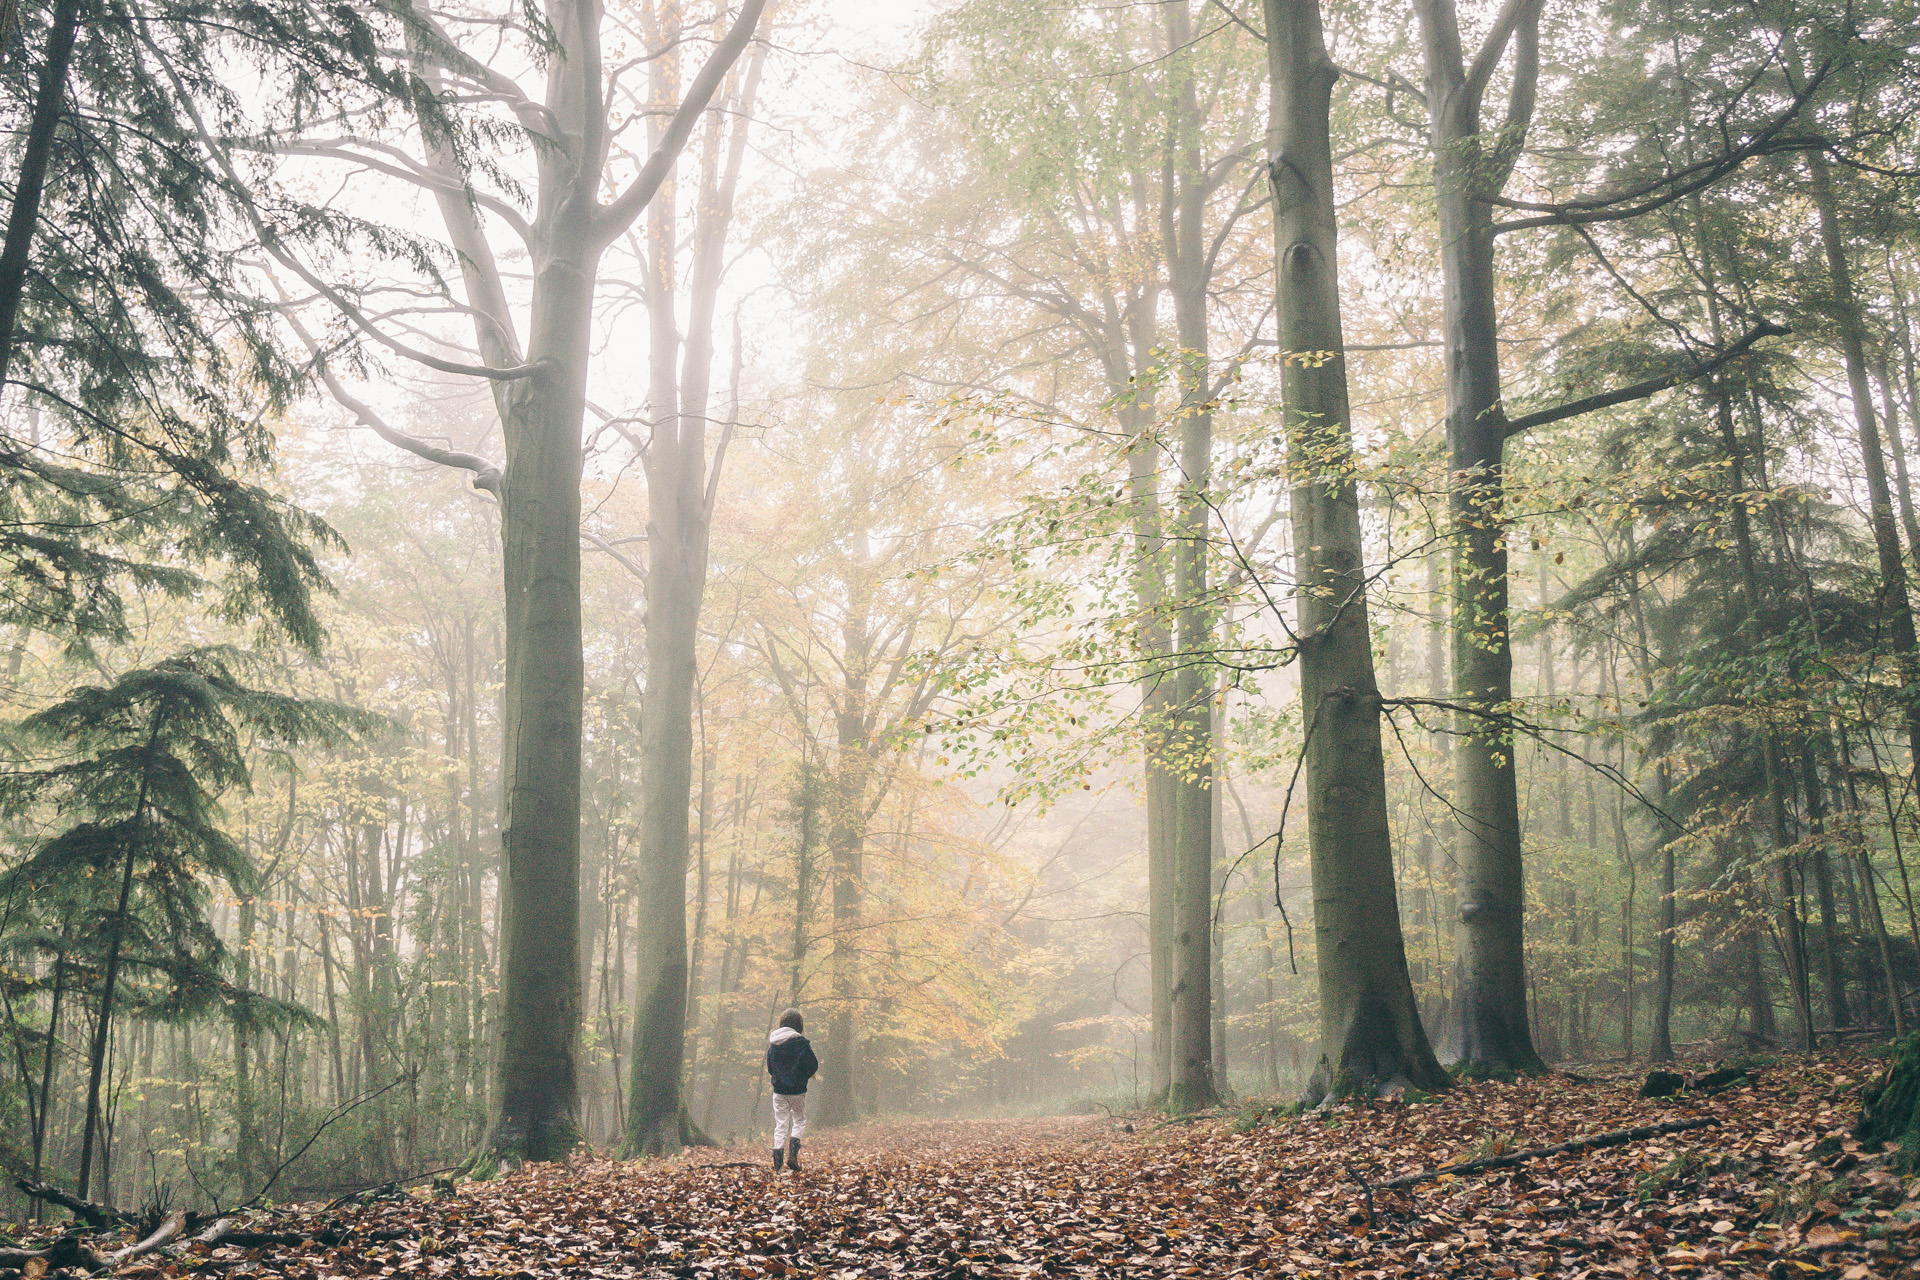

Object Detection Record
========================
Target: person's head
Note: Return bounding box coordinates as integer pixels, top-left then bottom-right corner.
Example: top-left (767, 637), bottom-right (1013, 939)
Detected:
top-left (778, 1007), bottom-right (804, 1034)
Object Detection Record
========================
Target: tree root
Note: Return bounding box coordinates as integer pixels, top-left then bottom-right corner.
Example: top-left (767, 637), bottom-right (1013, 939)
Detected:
top-left (1377, 1116), bottom-right (1718, 1189)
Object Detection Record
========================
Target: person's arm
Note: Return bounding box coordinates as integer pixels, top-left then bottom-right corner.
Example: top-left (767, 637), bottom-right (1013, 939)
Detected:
top-left (801, 1042), bottom-right (818, 1080)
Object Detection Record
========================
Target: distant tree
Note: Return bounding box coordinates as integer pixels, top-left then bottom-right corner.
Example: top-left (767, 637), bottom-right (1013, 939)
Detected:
top-left (0, 651), bottom-right (362, 1199)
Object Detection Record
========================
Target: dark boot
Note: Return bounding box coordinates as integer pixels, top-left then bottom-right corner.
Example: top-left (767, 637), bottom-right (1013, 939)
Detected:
top-left (786, 1138), bottom-right (802, 1172)
top-left (772, 1146), bottom-right (784, 1171)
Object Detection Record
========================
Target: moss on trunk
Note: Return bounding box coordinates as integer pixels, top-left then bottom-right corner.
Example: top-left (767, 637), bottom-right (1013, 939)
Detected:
top-left (1858, 1034), bottom-right (1920, 1171)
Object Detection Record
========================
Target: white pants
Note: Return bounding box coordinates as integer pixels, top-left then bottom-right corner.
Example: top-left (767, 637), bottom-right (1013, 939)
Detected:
top-left (772, 1092), bottom-right (808, 1148)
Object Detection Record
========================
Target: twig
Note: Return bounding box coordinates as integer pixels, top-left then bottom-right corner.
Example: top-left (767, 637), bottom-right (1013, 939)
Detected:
top-left (242, 1070), bottom-right (415, 1209)
top-left (683, 1161), bottom-right (769, 1170)
top-left (1379, 1116), bottom-right (1716, 1189)
top-left (320, 1164), bottom-right (464, 1210)
top-left (1344, 1164), bottom-right (1375, 1224)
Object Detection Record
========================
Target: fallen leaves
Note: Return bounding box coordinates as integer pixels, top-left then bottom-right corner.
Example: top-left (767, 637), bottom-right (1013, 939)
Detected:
top-left (7, 1049), bottom-right (1918, 1278)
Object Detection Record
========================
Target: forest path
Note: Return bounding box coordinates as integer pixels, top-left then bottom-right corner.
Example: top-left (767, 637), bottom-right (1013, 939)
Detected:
top-left (126, 1049), bottom-right (1913, 1278)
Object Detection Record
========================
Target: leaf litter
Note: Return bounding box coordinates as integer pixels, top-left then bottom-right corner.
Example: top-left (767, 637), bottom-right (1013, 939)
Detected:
top-left (21, 1048), bottom-right (1920, 1279)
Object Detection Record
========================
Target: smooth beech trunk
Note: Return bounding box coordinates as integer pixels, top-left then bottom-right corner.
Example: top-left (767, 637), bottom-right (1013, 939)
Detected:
top-left (1130, 416), bottom-right (1179, 1101)
top-left (816, 566), bottom-right (874, 1128)
top-left (1163, 1), bottom-right (1219, 1114)
top-left (1264, 0), bottom-right (1449, 1104)
top-left (1412, 0), bottom-right (1545, 1075)
top-left (625, 18), bottom-right (766, 1155)
top-left (489, 206), bottom-right (593, 1159)
top-left (1807, 150), bottom-right (1920, 771)
top-left (380, 0), bottom-right (768, 1159)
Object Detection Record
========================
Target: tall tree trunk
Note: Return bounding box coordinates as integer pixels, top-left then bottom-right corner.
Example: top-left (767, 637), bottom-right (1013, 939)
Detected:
top-left (1806, 151), bottom-right (1920, 774)
top-left (1710, 374), bottom-right (1812, 1049)
top-left (233, 893), bottom-right (260, 1187)
top-left (1161, 0), bottom-right (1218, 1114)
top-left (1265, 0), bottom-right (1449, 1103)
top-left (1741, 867), bottom-right (1777, 1044)
top-left (31, 948), bottom-right (65, 1191)
top-left (1876, 348), bottom-right (1920, 567)
top-left (1801, 749), bottom-right (1850, 1028)
top-left (683, 739), bottom-right (715, 1084)
top-left (1413, 0), bottom-right (1545, 1075)
top-left (624, 14), bottom-right (764, 1155)
top-left (0, 0), bottom-right (83, 388)
top-left (1135, 446), bottom-right (1178, 1104)
top-left (1422, 552), bottom-right (1454, 1040)
top-left (78, 720), bottom-right (159, 1199)
top-left (1122, 359), bottom-right (1176, 1100)
top-left (816, 549), bottom-right (873, 1128)
top-left (1650, 776), bottom-right (1676, 1062)
top-left (1211, 702), bottom-right (1230, 1096)
top-left (1617, 559), bottom-right (1677, 1062)
top-left (1609, 752), bottom-right (1634, 1064)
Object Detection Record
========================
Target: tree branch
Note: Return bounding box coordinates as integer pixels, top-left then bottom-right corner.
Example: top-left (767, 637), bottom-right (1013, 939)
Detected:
top-left (140, 30), bottom-right (549, 385)
top-left (1490, 61), bottom-right (1832, 235)
top-left (1378, 1117), bottom-right (1717, 1189)
top-left (594, 0), bottom-right (768, 245)
top-left (285, 312), bottom-right (503, 494)
top-left (1461, 0), bottom-right (1536, 115)
top-left (583, 530), bottom-right (646, 580)
top-left (1503, 320), bottom-right (1788, 438)
top-left (255, 138), bottom-right (534, 243)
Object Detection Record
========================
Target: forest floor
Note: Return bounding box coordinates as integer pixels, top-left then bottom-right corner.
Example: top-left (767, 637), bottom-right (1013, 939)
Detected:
top-left (40, 1046), bottom-right (1920, 1279)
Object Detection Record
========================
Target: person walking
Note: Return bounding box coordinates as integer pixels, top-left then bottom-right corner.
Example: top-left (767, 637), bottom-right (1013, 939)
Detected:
top-left (767, 1007), bottom-right (818, 1171)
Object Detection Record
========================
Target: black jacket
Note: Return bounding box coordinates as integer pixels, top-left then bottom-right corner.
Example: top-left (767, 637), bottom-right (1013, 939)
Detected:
top-left (766, 1029), bottom-right (818, 1096)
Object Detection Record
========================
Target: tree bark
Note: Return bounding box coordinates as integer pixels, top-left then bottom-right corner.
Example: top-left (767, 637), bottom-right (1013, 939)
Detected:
top-left (1211, 698), bottom-right (1230, 1095)
top-left (1132, 423), bottom-right (1179, 1102)
top-left (78, 719), bottom-right (160, 1199)
top-left (1806, 150), bottom-right (1920, 773)
top-left (623, 9), bottom-right (765, 1156)
top-left (1413, 0), bottom-right (1545, 1075)
top-left (1876, 348), bottom-right (1920, 568)
top-left (1801, 750), bottom-right (1851, 1029)
top-left (1161, 0), bottom-right (1219, 1115)
top-left (1265, 0), bottom-right (1450, 1104)
top-left (1709, 371), bottom-right (1812, 1049)
top-left (816, 540), bottom-right (874, 1128)
top-left (0, 0), bottom-right (83, 389)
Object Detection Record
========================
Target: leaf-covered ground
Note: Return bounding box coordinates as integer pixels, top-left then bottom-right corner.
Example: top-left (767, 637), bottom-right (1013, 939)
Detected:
top-left (44, 1049), bottom-right (1920, 1279)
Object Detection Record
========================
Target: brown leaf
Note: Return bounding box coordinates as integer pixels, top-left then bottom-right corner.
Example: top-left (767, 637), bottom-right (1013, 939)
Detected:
top-left (1802, 1223), bottom-right (1842, 1250)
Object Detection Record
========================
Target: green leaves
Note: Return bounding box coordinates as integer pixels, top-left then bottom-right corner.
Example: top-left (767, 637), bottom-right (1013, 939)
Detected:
top-left (0, 648), bottom-right (374, 1024)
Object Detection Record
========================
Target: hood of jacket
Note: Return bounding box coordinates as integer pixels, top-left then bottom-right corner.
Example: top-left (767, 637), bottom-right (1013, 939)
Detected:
top-left (769, 1026), bottom-right (801, 1046)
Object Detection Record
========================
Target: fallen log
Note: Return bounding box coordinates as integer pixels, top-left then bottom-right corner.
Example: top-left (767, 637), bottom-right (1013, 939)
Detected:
top-left (109, 1209), bottom-right (188, 1264)
top-left (0, 1229), bottom-right (110, 1273)
top-left (1379, 1116), bottom-right (1718, 1189)
top-left (12, 1178), bottom-right (125, 1226)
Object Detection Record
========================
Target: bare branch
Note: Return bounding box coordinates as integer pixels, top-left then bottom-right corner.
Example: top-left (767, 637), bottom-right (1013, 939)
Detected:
top-left (594, 0), bottom-right (769, 245)
top-left (285, 310), bottom-right (503, 494)
top-left (1502, 320), bottom-right (1788, 438)
top-left (142, 31), bottom-right (548, 384)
